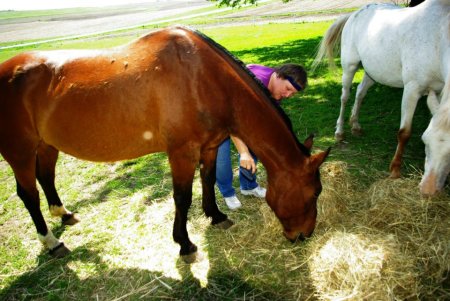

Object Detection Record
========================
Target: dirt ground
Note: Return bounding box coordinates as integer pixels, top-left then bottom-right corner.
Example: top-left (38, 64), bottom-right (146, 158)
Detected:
top-left (0, 0), bottom-right (392, 44)
top-left (222, 0), bottom-right (391, 17)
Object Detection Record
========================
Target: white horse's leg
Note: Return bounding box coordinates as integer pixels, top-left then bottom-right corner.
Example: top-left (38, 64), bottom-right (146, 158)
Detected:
top-left (336, 64), bottom-right (359, 142)
top-left (350, 72), bottom-right (375, 136)
top-left (389, 82), bottom-right (422, 178)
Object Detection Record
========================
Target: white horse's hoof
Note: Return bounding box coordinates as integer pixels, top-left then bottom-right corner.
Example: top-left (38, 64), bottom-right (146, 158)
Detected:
top-left (351, 128), bottom-right (363, 136)
top-left (335, 133), bottom-right (345, 142)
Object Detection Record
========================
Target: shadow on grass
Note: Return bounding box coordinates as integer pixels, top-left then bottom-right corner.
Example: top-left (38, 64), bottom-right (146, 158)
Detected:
top-left (0, 242), bottom-right (280, 300)
top-left (65, 152), bottom-right (174, 214)
top-left (233, 36), bottom-right (322, 66)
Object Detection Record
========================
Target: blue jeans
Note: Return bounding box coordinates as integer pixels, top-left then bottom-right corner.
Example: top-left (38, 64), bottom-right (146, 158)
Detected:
top-left (216, 137), bottom-right (258, 197)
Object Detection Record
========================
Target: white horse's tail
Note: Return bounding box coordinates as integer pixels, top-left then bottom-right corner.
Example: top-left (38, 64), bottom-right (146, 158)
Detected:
top-left (311, 14), bottom-right (351, 72)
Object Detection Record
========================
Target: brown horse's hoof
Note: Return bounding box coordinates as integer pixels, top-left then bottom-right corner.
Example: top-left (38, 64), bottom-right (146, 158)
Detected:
top-left (62, 213), bottom-right (80, 226)
top-left (215, 219), bottom-right (234, 230)
top-left (181, 252), bottom-right (201, 264)
top-left (49, 243), bottom-right (71, 258)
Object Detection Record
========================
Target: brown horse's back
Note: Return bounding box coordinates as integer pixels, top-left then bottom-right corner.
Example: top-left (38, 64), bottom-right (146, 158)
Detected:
top-left (0, 28), bottom-right (228, 162)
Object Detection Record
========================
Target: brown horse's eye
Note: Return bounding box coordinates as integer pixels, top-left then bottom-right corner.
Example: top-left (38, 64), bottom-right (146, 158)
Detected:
top-left (314, 189), bottom-right (322, 198)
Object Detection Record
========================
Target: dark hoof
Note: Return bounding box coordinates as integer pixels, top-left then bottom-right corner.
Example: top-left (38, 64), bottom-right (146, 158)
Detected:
top-left (49, 243), bottom-right (71, 258)
top-left (214, 219), bottom-right (234, 230)
top-left (180, 243), bottom-right (200, 264)
top-left (62, 213), bottom-right (80, 226)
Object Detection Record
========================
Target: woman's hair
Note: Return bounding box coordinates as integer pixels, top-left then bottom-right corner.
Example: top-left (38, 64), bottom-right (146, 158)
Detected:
top-left (274, 63), bottom-right (307, 91)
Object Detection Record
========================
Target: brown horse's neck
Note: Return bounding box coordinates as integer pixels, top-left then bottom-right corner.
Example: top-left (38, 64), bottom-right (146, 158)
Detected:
top-left (186, 27), bottom-right (309, 175)
top-left (230, 94), bottom-right (308, 177)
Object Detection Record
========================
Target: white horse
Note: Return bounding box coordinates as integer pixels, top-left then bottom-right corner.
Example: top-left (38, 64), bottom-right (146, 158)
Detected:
top-left (421, 89), bottom-right (450, 195)
top-left (312, 0), bottom-right (450, 194)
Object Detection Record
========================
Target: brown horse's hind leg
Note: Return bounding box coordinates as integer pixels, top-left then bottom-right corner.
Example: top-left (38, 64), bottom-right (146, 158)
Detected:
top-left (10, 153), bottom-right (70, 258)
top-left (168, 147), bottom-right (200, 263)
top-left (36, 142), bottom-right (79, 226)
top-left (200, 148), bottom-right (233, 229)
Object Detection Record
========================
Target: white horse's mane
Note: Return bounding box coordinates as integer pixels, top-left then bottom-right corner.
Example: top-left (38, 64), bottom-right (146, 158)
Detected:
top-left (436, 88), bottom-right (450, 127)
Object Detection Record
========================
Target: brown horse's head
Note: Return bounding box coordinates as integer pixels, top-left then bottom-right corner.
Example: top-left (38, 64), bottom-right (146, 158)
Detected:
top-left (266, 135), bottom-right (330, 242)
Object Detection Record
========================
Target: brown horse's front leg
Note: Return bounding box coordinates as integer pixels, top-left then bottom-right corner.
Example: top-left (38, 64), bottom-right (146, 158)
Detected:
top-left (169, 150), bottom-right (199, 263)
top-left (200, 148), bottom-right (233, 229)
top-left (16, 174), bottom-right (70, 258)
top-left (172, 197), bottom-right (197, 263)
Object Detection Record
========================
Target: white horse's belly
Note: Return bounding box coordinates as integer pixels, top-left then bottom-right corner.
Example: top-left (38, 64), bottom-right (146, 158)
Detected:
top-left (361, 60), bottom-right (404, 88)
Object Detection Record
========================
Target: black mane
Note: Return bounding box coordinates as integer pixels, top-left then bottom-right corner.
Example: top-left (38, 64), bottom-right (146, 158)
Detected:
top-left (183, 26), bottom-right (311, 157)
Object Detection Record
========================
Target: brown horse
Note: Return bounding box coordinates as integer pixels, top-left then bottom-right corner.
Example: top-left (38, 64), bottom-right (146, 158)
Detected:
top-left (0, 26), bottom-right (329, 262)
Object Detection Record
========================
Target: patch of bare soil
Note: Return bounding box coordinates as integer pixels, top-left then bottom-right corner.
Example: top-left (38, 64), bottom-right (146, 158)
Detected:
top-left (219, 0), bottom-right (391, 18)
top-left (0, 0), bottom-right (392, 44)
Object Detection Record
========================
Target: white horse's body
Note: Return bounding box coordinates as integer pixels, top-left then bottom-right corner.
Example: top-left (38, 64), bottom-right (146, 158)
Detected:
top-left (346, 3), bottom-right (444, 89)
top-left (313, 0), bottom-right (450, 195)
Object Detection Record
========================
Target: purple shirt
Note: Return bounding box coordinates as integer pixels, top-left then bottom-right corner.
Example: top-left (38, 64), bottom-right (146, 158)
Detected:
top-left (246, 64), bottom-right (274, 88)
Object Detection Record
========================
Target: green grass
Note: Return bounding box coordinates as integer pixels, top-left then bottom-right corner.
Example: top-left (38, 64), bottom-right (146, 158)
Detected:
top-left (1, 16), bottom-right (448, 301)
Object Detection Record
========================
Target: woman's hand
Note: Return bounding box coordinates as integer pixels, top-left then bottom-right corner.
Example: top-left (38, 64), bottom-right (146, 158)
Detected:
top-left (239, 152), bottom-right (256, 174)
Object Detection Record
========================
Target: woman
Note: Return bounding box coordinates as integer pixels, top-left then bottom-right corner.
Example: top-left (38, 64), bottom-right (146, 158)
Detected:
top-left (216, 63), bottom-right (307, 209)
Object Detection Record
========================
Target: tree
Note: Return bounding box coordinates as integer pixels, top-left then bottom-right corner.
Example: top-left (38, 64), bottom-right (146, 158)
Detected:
top-left (408, 0), bottom-right (424, 6)
top-left (213, 0), bottom-right (424, 8)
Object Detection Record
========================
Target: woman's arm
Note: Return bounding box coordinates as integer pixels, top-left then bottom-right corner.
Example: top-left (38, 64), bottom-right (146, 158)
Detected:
top-left (230, 135), bottom-right (256, 173)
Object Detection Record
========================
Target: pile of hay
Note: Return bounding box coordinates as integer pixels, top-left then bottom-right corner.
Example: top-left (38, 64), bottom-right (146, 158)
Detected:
top-left (307, 161), bottom-right (450, 300)
top-left (202, 161), bottom-right (449, 300)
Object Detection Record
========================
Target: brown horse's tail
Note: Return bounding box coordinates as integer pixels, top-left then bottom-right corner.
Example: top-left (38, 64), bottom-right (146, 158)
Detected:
top-left (311, 14), bottom-right (351, 73)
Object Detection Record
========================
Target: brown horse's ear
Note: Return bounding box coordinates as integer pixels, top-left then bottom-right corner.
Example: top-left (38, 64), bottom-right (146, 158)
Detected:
top-left (310, 147), bottom-right (331, 169)
top-left (303, 134), bottom-right (315, 151)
